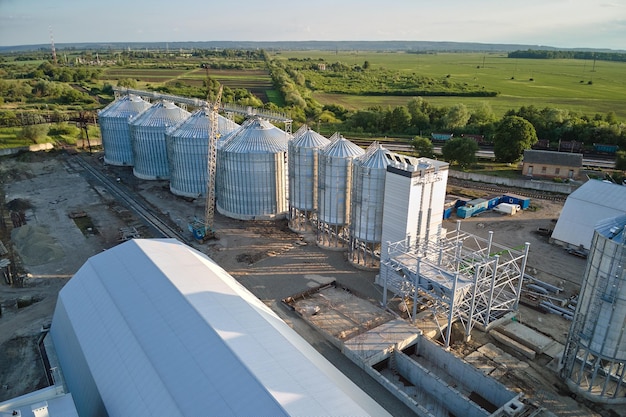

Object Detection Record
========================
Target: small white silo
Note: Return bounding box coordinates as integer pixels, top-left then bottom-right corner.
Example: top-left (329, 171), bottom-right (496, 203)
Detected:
top-left (216, 117), bottom-right (291, 220)
top-left (130, 100), bottom-right (190, 180)
top-left (349, 143), bottom-right (391, 268)
top-left (561, 214), bottom-right (626, 404)
top-left (317, 135), bottom-right (365, 249)
top-left (288, 126), bottom-right (330, 232)
top-left (99, 94), bottom-right (151, 166)
top-left (166, 108), bottom-right (239, 198)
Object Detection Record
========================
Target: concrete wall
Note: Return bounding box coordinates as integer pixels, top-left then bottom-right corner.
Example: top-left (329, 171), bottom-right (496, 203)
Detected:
top-left (417, 337), bottom-right (516, 407)
top-left (0, 143), bottom-right (54, 156)
top-left (395, 351), bottom-right (488, 417)
top-left (350, 359), bottom-right (436, 417)
top-left (449, 170), bottom-right (578, 194)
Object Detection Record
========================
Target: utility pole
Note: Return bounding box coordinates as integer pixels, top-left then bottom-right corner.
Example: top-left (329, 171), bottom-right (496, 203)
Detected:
top-left (78, 111), bottom-right (92, 153)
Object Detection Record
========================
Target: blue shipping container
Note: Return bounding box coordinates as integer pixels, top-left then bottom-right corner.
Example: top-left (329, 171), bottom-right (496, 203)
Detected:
top-left (502, 194), bottom-right (531, 210)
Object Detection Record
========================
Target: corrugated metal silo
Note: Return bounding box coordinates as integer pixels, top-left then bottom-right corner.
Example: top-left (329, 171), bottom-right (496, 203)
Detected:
top-left (288, 126), bottom-right (330, 232)
top-left (561, 214), bottom-right (626, 403)
top-left (317, 135), bottom-right (364, 249)
top-left (99, 94), bottom-right (151, 166)
top-left (166, 108), bottom-right (239, 198)
top-left (216, 117), bottom-right (291, 220)
top-left (130, 101), bottom-right (190, 180)
top-left (349, 143), bottom-right (391, 268)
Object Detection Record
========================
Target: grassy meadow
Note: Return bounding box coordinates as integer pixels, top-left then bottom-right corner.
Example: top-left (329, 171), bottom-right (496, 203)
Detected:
top-left (271, 51), bottom-right (626, 119)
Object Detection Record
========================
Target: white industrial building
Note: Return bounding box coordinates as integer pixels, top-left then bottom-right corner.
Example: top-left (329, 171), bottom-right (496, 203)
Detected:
top-left (552, 180), bottom-right (626, 250)
top-left (50, 239), bottom-right (391, 417)
top-left (378, 156), bottom-right (530, 349)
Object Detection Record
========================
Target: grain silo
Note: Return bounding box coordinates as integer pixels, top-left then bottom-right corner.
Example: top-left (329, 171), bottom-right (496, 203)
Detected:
top-left (288, 126), bottom-right (330, 232)
top-left (98, 94), bottom-right (151, 166)
top-left (317, 134), bottom-right (364, 249)
top-left (349, 143), bottom-right (390, 268)
top-left (130, 100), bottom-right (190, 180)
top-left (561, 214), bottom-right (626, 404)
top-left (216, 117), bottom-right (291, 220)
top-left (166, 107), bottom-right (239, 198)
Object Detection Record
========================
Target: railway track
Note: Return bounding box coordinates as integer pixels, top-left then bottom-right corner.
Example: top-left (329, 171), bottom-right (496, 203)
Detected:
top-left (447, 177), bottom-right (568, 202)
top-left (70, 155), bottom-right (189, 243)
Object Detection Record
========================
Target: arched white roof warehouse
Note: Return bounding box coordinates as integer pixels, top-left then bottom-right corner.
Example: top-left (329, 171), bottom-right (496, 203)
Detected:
top-left (551, 180), bottom-right (626, 250)
top-left (50, 239), bottom-right (390, 417)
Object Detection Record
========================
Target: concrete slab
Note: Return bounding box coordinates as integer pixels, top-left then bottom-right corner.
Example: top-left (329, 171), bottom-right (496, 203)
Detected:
top-left (478, 343), bottom-right (529, 370)
top-left (543, 341), bottom-right (564, 359)
top-left (491, 330), bottom-right (536, 360)
top-left (489, 366), bottom-right (508, 380)
top-left (343, 319), bottom-right (420, 366)
top-left (464, 351), bottom-right (496, 375)
top-left (499, 321), bottom-right (555, 354)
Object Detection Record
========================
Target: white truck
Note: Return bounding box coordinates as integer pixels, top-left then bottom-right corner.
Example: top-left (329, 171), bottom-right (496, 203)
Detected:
top-left (493, 202), bottom-right (521, 215)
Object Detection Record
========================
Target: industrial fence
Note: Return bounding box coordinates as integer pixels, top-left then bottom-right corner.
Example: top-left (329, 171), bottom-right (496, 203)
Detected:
top-left (449, 170), bottom-right (579, 194)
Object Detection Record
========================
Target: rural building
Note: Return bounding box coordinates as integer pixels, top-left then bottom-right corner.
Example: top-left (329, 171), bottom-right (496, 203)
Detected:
top-left (551, 180), bottom-right (626, 250)
top-left (50, 239), bottom-right (391, 417)
top-left (521, 149), bottom-right (583, 180)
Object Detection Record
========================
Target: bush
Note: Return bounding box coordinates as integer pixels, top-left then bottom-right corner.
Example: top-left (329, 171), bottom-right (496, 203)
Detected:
top-left (49, 122), bottom-right (79, 136)
top-left (19, 123), bottom-right (49, 143)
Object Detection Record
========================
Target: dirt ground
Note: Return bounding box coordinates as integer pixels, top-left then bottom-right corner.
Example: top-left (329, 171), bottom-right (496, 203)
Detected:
top-left (0, 150), bottom-right (613, 416)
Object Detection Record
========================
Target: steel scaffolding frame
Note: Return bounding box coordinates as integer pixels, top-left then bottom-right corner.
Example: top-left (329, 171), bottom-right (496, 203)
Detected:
top-left (381, 221), bottom-right (530, 348)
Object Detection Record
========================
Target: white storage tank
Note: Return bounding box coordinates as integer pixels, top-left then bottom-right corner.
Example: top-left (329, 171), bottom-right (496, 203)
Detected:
top-left (99, 94), bottom-right (151, 166)
top-left (166, 108), bottom-right (239, 198)
top-left (216, 117), bottom-right (291, 220)
top-left (561, 214), bottom-right (626, 403)
top-left (130, 101), bottom-right (190, 180)
top-left (317, 135), bottom-right (364, 248)
top-left (288, 126), bottom-right (330, 232)
top-left (350, 143), bottom-right (391, 267)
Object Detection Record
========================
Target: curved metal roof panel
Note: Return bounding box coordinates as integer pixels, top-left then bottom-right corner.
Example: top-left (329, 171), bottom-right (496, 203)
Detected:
top-left (99, 94), bottom-right (152, 119)
top-left (322, 136), bottom-right (364, 158)
top-left (292, 128), bottom-right (330, 149)
top-left (220, 117), bottom-right (291, 153)
top-left (50, 239), bottom-right (390, 417)
top-left (129, 100), bottom-right (190, 128)
top-left (595, 214), bottom-right (626, 244)
top-left (168, 108), bottom-right (240, 139)
top-left (358, 143), bottom-right (391, 169)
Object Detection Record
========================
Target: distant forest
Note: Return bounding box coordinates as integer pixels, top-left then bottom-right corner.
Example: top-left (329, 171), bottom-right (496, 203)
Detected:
top-left (509, 49), bottom-right (626, 62)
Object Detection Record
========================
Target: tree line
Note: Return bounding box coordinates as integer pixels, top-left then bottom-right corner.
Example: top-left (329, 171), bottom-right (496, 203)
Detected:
top-left (508, 49), bottom-right (626, 63)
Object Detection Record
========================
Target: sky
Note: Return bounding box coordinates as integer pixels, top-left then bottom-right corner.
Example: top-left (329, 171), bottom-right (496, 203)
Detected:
top-left (1, 0), bottom-right (625, 50)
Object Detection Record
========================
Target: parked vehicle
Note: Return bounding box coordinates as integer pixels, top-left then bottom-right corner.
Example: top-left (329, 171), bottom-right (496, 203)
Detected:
top-left (493, 203), bottom-right (521, 215)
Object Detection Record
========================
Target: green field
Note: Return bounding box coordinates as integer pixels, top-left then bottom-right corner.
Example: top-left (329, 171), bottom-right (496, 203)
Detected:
top-left (271, 51), bottom-right (626, 119)
top-left (102, 67), bottom-right (274, 102)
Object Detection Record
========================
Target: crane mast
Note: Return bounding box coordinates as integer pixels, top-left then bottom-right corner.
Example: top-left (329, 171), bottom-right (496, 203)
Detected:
top-left (188, 84), bottom-right (222, 242)
top-left (204, 85), bottom-right (222, 238)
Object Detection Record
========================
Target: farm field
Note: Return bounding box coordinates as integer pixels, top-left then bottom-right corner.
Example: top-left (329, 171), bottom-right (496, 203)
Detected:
top-left (271, 51), bottom-right (626, 118)
top-left (101, 67), bottom-right (274, 102)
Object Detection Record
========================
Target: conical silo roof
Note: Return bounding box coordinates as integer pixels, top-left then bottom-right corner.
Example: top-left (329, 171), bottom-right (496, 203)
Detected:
top-left (130, 100), bottom-right (190, 127)
top-left (168, 107), bottom-right (239, 139)
top-left (358, 143), bottom-right (391, 169)
top-left (292, 128), bottom-right (330, 149)
top-left (99, 94), bottom-right (151, 118)
top-left (595, 214), bottom-right (626, 244)
top-left (221, 117), bottom-right (290, 153)
top-left (322, 136), bottom-right (364, 158)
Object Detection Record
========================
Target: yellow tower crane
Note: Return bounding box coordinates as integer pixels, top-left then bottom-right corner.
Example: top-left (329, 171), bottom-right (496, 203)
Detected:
top-left (189, 84), bottom-right (222, 242)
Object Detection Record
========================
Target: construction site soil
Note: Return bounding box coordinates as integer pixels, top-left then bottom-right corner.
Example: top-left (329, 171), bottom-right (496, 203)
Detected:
top-left (0, 150), bottom-right (620, 417)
